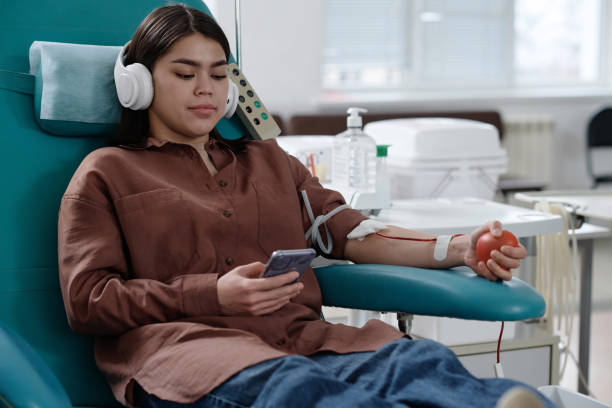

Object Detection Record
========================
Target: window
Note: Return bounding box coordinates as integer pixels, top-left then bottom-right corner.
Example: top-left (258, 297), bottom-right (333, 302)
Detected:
top-left (322, 0), bottom-right (411, 89)
top-left (514, 0), bottom-right (601, 85)
top-left (322, 0), bottom-right (605, 91)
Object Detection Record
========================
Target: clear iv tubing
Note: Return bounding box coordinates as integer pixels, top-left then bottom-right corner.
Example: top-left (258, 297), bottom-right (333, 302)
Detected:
top-left (534, 201), bottom-right (579, 381)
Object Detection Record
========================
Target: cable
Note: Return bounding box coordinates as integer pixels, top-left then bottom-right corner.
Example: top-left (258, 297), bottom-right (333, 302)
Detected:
top-left (533, 201), bottom-right (579, 382)
top-left (558, 340), bottom-right (598, 399)
top-left (497, 321), bottom-right (504, 364)
top-left (494, 321), bottom-right (505, 378)
top-left (375, 232), bottom-right (464, 242)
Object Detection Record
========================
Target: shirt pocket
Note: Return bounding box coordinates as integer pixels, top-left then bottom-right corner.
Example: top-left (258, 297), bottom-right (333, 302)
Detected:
top-left (114, 188), bottom-right (200, 281)
top-left (252, 181), bottom-right (304, 256)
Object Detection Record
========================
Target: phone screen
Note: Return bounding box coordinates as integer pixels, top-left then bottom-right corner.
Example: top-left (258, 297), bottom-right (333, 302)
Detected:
top-left (262, 249), bottom-right (316, 279)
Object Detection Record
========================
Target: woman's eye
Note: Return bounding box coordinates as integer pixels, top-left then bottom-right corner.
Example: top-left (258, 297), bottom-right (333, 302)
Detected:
top-left (212, 74), bottom-right (227, 80)
top-left (176, 73), bottom-right (195, 79)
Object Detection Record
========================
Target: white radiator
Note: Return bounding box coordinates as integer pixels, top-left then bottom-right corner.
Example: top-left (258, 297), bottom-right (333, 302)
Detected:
top-left (501, 115), bottom-right (554, 183)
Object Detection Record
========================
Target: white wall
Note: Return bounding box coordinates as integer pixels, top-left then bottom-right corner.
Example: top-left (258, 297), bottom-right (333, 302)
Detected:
top-left (208, 1), bottom-right (612, 190)
top-left (210, 0), bottom-right (325, 113)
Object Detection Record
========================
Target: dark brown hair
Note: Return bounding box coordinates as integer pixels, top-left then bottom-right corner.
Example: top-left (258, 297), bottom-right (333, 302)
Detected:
top-left (109, 4), bottom-right (247, 152)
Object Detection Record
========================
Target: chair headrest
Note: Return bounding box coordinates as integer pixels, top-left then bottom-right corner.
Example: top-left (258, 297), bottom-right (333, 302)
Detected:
top-left (29, 41), bottom-right (123, 137)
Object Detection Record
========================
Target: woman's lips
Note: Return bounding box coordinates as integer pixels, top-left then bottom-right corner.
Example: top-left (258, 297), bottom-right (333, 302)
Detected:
top-left (188, 104), bottom-right (217, 116)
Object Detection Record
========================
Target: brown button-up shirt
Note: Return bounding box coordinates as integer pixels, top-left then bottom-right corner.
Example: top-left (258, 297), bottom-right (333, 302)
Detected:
top-left (58, 136), bottom-right (404, 406)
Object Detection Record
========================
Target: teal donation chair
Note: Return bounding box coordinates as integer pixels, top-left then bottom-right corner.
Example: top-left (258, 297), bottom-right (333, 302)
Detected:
top-left (0, 1), bottom-right (545, 407)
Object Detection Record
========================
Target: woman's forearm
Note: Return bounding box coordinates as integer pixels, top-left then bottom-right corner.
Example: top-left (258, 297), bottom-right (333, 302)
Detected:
top-left (343, 225), bottom-right (469, 269)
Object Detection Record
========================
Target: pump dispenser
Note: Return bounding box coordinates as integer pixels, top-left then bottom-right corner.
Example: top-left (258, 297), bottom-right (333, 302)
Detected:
top-left (332, 107), bottom-right (377, 193)
top-left (347, 107), bottom-right (367, 128)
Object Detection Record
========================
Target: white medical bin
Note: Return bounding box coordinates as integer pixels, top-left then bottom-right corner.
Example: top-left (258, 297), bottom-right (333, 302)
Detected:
top-left (363, 118), bottom-right (507, 200)
top-left (538, 386), bottom-right (612, 408)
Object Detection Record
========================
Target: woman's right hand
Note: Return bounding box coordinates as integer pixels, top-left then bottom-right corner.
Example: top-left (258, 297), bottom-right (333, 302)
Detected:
top-left (217, 261), bottom-right (304, 316)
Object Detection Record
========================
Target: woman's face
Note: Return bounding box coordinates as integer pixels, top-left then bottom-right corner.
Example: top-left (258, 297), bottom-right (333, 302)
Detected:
top-left (148, 33), bottom-right (229, 145)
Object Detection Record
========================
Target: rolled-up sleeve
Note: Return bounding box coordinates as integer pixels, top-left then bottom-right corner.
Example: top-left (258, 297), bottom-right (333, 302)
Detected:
top-left (58, 195), bottom-right (221, 336)
top-left (285, 154), bottom-right (368, 259)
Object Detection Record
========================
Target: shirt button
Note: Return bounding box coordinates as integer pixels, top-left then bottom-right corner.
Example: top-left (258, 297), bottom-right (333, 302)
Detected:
top-left (223, 210), bottom-right (232, 217)
top-left (275, 339), bottom-right (286, 346)
top-left (218, 180), bottom-right (228, 187)
top-left (225, 257), bottom-right (234, 265)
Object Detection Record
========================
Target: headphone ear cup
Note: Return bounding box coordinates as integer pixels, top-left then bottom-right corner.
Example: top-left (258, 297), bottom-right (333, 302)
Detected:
top-left (125, 63), bottom-right (153, 110)
top-left (223, 81), bottom-right (239, 118)
top-left (114, 44), bottom-right (154, 110)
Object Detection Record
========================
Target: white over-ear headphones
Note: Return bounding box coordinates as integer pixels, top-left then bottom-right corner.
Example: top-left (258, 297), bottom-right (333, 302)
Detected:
top-left (114, 42), bottom-right (238, 118)
top-left (224, 77), bottom-right (238, 118)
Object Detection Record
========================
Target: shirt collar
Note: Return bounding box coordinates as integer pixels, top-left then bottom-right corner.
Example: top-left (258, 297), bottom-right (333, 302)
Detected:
top-left (119, 136), bottom-right (228, 150)
top-left (118, 136), bottom-right (168, 150)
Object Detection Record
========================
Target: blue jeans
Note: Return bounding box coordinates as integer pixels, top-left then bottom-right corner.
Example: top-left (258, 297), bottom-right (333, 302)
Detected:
top-left (134, 338), bottom-right (555, 408)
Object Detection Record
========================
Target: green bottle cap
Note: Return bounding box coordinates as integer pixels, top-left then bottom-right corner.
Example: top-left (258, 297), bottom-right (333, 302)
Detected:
top-left (376, 144), bottom-right (390, 157)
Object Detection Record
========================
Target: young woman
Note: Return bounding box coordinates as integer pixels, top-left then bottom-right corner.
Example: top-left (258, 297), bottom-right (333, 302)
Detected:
top-left (58, 5), bottom-right (553, 408)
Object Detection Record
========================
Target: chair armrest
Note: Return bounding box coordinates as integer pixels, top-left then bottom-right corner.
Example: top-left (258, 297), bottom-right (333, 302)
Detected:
top-left (0, 322), bottom-right (72, 408)
top-left (313, 264), bottom-right (545, 321)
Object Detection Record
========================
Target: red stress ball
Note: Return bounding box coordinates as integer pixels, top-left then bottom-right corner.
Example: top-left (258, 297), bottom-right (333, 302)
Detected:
top-left (476, 230), bottom-right (519, 269)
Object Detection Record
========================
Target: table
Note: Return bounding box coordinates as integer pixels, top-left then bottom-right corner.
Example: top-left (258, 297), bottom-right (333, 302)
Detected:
top-left (514, 190), bottom-right (612, 394)
top-left (373, 197), bottom-right (563, 238)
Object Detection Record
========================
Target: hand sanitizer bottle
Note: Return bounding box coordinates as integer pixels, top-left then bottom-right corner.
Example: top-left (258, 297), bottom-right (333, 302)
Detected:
top-left (332, 107), bottom-right (377, 193)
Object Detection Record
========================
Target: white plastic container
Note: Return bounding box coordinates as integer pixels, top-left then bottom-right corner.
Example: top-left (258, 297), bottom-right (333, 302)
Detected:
top-left (363, 118), bottom-right (507, 200)
top-left (538, 386), bottom-right (612, 408)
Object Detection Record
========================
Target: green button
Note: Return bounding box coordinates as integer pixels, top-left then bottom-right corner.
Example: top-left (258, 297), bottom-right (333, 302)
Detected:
top-left (261, 112), bottom-right (268, 120)
top-left (254, 100), bottom-right (261, 108)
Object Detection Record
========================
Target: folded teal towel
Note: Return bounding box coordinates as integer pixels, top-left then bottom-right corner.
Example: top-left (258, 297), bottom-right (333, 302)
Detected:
top-left (29, 41), bottom-right (122, 125)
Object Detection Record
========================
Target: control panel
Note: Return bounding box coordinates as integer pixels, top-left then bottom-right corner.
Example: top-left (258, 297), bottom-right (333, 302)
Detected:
top-left (227, 63), bottom-right (281, 140)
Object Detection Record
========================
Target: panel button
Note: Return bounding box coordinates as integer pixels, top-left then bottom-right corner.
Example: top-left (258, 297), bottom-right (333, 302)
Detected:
top-left (246, 106), bottom-right (252, 114)
top-left (240, 79), bottom-right (247, 87)
top-left (223, 210), bottom-right (232, 217)
top-left (232, 68), bottom-right (240, 76)
top-left (225, 257), bottom-right (234, 265)
top-left (218, 180), bottom-right (228, 187)
top-left (254, 100), bottom-right (261, 108)
top-left (254, 118), bottom-right (260, 125)
top-left (239, 95), bottom-right (245, 103)
top-left (261, 112), bottom-right (268, 120)
top-left (247, 90), bottom-right (254, 98)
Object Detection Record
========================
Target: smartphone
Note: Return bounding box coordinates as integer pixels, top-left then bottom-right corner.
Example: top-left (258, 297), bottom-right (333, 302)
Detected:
top-left (262, 248), bottom-right (317, 279)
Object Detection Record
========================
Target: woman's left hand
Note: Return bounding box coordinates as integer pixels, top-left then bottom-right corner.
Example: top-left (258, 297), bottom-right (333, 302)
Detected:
top-left (463, 220), bottom-right (527, 281)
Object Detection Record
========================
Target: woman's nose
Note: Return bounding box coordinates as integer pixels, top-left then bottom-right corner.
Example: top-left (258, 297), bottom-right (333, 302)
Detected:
top-left (194, 76), bottom-right (213, 96)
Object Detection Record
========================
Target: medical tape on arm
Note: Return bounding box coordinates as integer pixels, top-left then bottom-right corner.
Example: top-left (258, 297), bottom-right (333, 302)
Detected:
top-left (301, 190), bottom-right (350, 255)
top-left (347, 219), bottom-right (388, 241)
top-left (433, 235), bottom-right (452, 261)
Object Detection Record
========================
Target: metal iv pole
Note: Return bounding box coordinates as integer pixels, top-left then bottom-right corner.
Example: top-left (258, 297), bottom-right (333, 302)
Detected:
top-left (234, 0), bottom-right (243, 69)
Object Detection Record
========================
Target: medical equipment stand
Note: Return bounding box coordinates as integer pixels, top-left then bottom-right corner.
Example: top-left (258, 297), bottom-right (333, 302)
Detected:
top-left (516, 223), bottom-right (608, 394)
top-left (514, 190), bottom-right (612, 394)
top-left (579, 238), bottom-right (594, 394)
